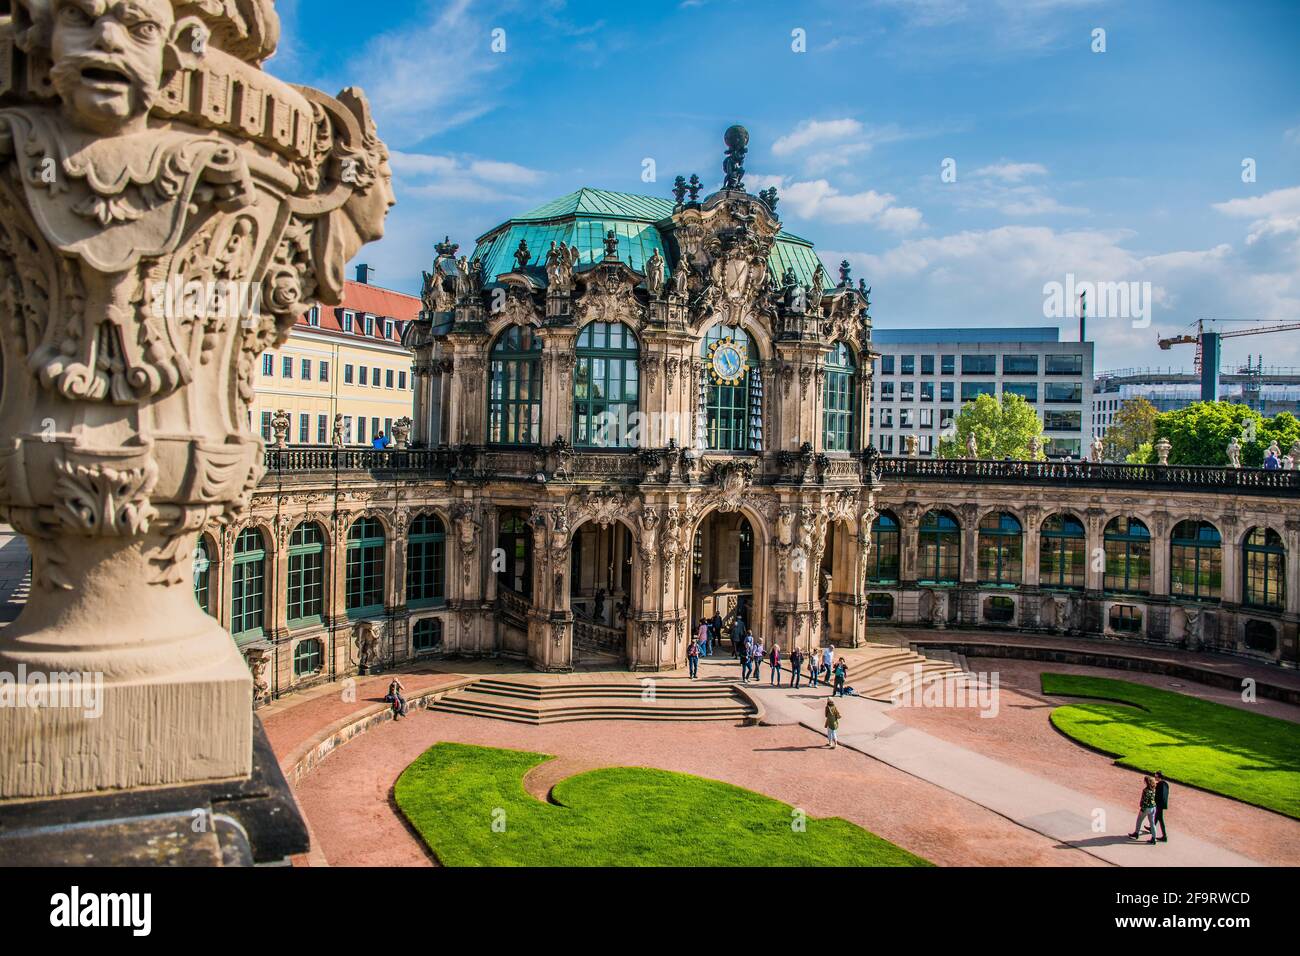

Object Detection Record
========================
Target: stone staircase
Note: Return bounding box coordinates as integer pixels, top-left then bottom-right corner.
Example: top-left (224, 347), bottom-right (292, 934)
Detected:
top-left (839, 644), bottom-right (974, 702)
top-left (429, 675), bottom-right (755, 725)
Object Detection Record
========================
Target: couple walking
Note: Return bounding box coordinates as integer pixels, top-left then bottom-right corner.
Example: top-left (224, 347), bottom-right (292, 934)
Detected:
top-left (1131, 772), bottom-right (1171, 844)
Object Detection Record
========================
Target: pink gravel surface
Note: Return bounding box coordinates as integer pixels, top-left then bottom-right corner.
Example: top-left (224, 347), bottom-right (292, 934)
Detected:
top-left (289, 708), bottom-right (1108, 868)
top-left (883, 658), bottom-right (1300, 866)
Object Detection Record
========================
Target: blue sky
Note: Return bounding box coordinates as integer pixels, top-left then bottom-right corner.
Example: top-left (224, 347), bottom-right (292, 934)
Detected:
top-left (270, 0), bottom-right (1300, 372)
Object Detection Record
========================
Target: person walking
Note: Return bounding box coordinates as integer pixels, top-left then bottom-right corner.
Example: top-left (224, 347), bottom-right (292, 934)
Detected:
top-left (696, 619), bottom-right (709, 661)
top-left (711, 610), bottom-right (724, 656)
top-left (1130, 776), bottom-right (1158, 844)
top-left (807, 649), bottom-right (820, 688)
top-left (687, 635), bottom-right (699, 679)
top-left (832, 657), bottom-right (848, 697)
top-left (821, 645), bottom-right (834, 685)
top-left (790, 646), bottom-right (804, 689)
top-left (1153, 771), bottom-right (1170, 842)
top-left (751, 639), bottom-right (765, 683)
top-left (824, 698), bottom-right (841, 748)
top-left (769, 643), bottom-right (782, 686)
top-left (741, 632), bottom-right (753, 681)
top-left (732, 616), bottom-right (746, 657)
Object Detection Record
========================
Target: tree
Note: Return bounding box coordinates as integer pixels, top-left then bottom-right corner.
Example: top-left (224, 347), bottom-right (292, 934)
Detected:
top-left (938, 392), bottom-right (1044, 460)
top-left (1102, 397), bottom-right (1157, 462)
top-left (1152, 402), bottom-right (1300, 466)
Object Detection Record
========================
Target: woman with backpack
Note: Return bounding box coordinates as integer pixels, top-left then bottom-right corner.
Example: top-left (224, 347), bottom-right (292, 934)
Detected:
top-left (832, 658), bottom-right (848, 697)
top-left (824, 698), bottom-right (841, 748)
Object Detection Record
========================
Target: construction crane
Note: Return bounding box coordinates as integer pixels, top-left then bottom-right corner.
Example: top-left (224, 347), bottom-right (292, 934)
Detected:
top-left (1157, 319), bottom-right (1300, 402)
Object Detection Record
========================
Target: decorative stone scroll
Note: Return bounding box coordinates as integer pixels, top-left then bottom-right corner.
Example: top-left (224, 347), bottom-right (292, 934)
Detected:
top-left (0, 0), bottom-right (393, 798)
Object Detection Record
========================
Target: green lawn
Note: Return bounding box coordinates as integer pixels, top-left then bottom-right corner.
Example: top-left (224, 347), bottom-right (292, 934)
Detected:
top-left (394, 742), bottom-right (930, 866)
top-left (1041, 673), bottom-right (1300, 818)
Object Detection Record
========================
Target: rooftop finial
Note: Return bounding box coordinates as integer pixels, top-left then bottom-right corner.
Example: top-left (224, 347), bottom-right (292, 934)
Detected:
top-left (513, 239), bottom-right (531, 271)
top-left (603, 229), bottom-right (620, 261)
top-left (723, 124), bottom-right (749, 190)
top-left (672, 175), bottom-right (688, 205)
top-left (435, 235), bottom-right (459, 257)
top-left (687, 174), bottom-right (703, 203)
top-left (838, 259), bottom-right (852, 288)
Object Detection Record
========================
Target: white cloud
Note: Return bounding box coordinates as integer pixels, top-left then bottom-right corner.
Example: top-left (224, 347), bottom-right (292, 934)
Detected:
top-left (973, 161), bottom-right (1048, 183)
top-left (772, 119), bottom-right (864, 156)
top-left (774, 178), bottom-right (924, 232)
top-left (388, 150), bottom-right (546, 204)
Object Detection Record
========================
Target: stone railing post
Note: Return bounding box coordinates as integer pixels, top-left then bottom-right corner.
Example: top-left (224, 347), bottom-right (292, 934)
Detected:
top-left (0, 2), bottom-right (393, 798)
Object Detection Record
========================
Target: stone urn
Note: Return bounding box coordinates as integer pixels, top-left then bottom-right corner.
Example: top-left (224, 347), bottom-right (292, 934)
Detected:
top-left (0, 0), bottom-right (393, 798)
top-left (1154, 437), bottom-right (1171, 465)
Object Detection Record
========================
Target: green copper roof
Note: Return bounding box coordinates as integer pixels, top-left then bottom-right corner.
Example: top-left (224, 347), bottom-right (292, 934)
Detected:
top-left (471, 188), bottom-right (829, 289)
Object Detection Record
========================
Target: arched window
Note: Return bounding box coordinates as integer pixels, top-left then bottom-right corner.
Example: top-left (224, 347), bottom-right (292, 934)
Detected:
top-left (407, 513), bottom-right (447, 609)
top-left (497, 510), bottom-right (532, 597)
top-left (193, 535), bottom-right (212, 616)
top-left (1170, 520), bottom-right (1221, 602)
top-left (346, 517), bottom-right (386, 616)
top-left (1243, 527), bottom-right (1286, 610)
top-left (574, 321), bottom-right (639, 448)
top-left (700, 325), bottom-right (761, 452)
top-left (231, 528), bottom-right (266, 640)
top-left (738, 520), bottom-right (754, 588)
top-left (488, 325), bottom-right (543, 445)
top-left (287, 522), bottom-right (325, 626)
top-left (293, 638), bottom-right (323, 677)
top-left (919, 510), bottom-right (960, 585)
top-left (413, 617), bottom-right (444, 654)
top-left (869, 512), bottom-right (901, 584)
top-left (1104, 517), bottom-right (1151, 595)
top-left (978, 512), bottom-right (1022, 586)
top-left (822, 342), bottom-right (857, 452)
top-left (1040, 513), bottom-right (1086, 590)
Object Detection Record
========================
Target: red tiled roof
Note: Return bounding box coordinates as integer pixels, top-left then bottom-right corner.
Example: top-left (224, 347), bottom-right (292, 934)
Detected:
top-left (297, 280), bottom-right (422, 345)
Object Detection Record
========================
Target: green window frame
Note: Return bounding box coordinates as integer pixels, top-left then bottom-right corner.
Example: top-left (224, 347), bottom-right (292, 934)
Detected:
top-left (919, 510), bottom-right (960, 585)
top-left (497, 511), bottom-right (533, 597)
top-left (701, 325), bottom-right (757, 452)
top-left (822, 342), bottom-right (857, 452)
top-left (488, 326), bottom-right (543, 445)
top-left (978, 512), bottom-right (1022, 586)
top-left (1170, 520), bottom-right (1222, 602)
top-left (1104, 517), bottom-right (1151, 595)
top-left (1039, 513), bottom-right (1086, 590)
top-left (869, 512), bottom-right (901, 584)
top-left (346, 517), bottom-right (386, 617)
top-left (574, 321), bottom-right (640, 448)
top-left (287, 522), bottom-right (325, 627)
top-left (231, 528), bottom-right (265, 640)
top-left (293, 638), bottom-right (323, 677)
top-left (406, 513), bottom-right (447, 609)
top-left (413, 617), bottom-right (444, 654)
top-left (1243, 527), bottom-right (1286, 610)
top-left (193, 535), bottom-right (212, 616)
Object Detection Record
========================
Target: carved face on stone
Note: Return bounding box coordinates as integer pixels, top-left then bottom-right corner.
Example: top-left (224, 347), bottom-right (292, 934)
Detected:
top-left (50, 0), bottom-right (175, 135)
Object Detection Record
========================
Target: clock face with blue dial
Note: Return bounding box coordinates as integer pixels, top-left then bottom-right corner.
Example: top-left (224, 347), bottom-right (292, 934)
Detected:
top-left (709, 339), bottom-right (746, 384)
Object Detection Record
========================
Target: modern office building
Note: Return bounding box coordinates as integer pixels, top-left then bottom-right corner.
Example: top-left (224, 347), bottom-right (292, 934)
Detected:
top-left (870, 327), bottom-right (1094, 458)
top-left (251, 267), bottom-right (421, 446)
top-left (1092, 365), bottom-right (1300, 440)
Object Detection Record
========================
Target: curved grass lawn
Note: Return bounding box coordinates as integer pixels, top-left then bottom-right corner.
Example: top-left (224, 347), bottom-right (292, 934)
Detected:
top-left (1041, 673), bottom-right (1300, 818)
top-left (395, 742), bottom-right (930, 866)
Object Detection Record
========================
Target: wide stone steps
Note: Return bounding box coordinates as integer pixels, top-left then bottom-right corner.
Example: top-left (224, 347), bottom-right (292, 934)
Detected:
top-left (429, 676), bottom-right (754, 725)
top-left (841, 646), bottom-right (973, 702)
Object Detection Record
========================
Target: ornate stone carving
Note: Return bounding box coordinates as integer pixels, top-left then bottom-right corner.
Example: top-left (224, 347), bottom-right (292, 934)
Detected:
top-left (545, 240), bottom-right (579, 295)
top-left (332, 413), bottom-right (346, 447)
top-left (392, 416), bottom-right (412, 449)
top-left (354, 619), bottom-right (386, 672)
top-left (0, 0), bottom-right (393, 798)
top-left (245, 647), bottom-right (272, 702)
top-left (270, 408), bottom-right (291, 448)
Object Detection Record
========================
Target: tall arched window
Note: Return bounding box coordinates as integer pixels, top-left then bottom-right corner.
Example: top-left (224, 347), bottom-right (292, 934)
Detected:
top-left (869, 512), bottom-right (901, 584)
top-left (822, 342), bottom-right (857, 452)
top-left (287, 522), bottom-right (325, 627)
top-left (919, 510), bottom-right (960, 585)
top-left (574, 321), bottom-right (639, 448)
top-left (488, 325), bottom-right (543, 445)
top-left (193, 535), bottom-right (212, 616)
top-left (700, 324), bottom-right (761, 452)
top-left (346, 517), bottom-right (386, 617)
top-left (978, 512), bottom-right (1022, 586)
top-left (497, 510), bottom-right (532, 597)
top-left (231, 528), bottom-right (266, 640)
top-left (738, 520), bottom-right (754, 588)
top-left (1243, 527), bottom-right (1286, 610)
top-left (1104, 517), bottom-right (1151, 594)
top-left (1170, 520), bottom-right (1221, 602)
top-left (1040, 513), bottom-right (1086, 590)
top-left (407, 513), bottom-right (447, 609)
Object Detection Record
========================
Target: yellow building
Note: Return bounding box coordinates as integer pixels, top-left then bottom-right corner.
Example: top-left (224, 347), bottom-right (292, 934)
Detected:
top-left (251, 271), bottom-right (421, 446)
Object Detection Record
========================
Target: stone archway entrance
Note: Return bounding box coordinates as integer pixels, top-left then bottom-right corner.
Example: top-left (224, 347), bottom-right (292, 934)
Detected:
top-left (690, 510), bottom-right (757, 651)
top-left (570, 520), bottom-right (635, 667)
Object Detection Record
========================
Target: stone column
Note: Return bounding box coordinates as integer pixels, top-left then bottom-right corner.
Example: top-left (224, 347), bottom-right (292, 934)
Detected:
top-left (0, 2), bottom-right (393, 798)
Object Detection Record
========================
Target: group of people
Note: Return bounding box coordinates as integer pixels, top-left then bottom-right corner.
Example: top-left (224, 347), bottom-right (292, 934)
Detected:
top-left (1131, 772), bottom-right (1171, 844)
top-left (686, 616), bottom-right (852, 703)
